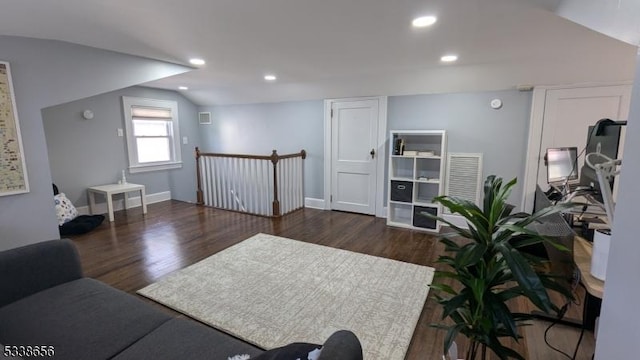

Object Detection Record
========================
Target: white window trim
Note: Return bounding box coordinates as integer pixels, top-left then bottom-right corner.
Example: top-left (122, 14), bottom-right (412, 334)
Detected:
top-left (122, 96), bottom-right (182, 173)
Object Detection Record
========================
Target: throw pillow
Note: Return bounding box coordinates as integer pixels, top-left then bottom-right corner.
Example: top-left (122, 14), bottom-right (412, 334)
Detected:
top-left (54, 193), bottom-right (78, 226)
top-left (228, 356), bottom-right (251, 360)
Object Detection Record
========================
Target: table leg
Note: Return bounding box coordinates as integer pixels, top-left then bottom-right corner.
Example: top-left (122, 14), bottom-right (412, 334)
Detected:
top-left (88, 191), bottom-right (96, 215)
top-left (583, 292), bottom-right (602, 331)
top-left (124, 191), bottom-right (129, 210)
top-left (140, 187), bottom-right (147, 215)
top-left (106, 193), bottom-right (115, 222)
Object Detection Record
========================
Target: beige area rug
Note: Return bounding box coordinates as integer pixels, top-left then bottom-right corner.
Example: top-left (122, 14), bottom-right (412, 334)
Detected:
top-left (138, 233), bottom-right (435, 360)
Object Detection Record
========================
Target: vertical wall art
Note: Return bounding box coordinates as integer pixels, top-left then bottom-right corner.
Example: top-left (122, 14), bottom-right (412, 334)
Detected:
top-left (0, 61), bottom-right (29, 196)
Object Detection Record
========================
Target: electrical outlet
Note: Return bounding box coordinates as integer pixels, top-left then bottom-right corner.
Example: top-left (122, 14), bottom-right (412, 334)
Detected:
top-left (117, 128), bottom-right (124, 137)
top-left (183, 136), bottom-right (188, 145)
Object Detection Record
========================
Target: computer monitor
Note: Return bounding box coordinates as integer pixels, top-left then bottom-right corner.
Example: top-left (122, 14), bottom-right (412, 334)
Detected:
top-left (546, 147), bottom-right (578, 184)
top-left (579, 125), bottom-right (621, 201)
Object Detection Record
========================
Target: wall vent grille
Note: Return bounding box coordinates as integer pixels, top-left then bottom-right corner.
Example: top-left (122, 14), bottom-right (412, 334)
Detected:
top-left (445, 153), bottom-right (483, 213)
top-left (198, 112), bottom-right (212, 124)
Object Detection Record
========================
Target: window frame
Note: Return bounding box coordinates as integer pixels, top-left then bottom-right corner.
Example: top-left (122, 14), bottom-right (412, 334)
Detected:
top-left (122, 96), bottom-right (182, 173)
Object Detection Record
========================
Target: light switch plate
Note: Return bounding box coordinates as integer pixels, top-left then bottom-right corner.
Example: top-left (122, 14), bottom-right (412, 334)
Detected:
top-left (183, 136), bottom-right (188, 144)
top-left (117, 128), bottom-right (124, 137)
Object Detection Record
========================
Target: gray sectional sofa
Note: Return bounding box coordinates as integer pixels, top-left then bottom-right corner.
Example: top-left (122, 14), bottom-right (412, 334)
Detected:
top-left (0, 239), bottom-right (362, 360)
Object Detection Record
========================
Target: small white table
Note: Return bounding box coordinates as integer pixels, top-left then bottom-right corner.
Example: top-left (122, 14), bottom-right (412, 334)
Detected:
top-left (87, 183), bottom-right (147, 222)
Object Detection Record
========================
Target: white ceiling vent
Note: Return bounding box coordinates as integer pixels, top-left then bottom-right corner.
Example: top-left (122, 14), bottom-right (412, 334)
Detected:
top-left (198, 112), bottom-right (212, 124)
top-left (445, 153), bottom-right (483, 213)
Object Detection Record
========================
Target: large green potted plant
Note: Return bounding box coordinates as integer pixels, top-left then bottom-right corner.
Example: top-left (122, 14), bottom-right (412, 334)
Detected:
top-left (426, 175), bottom-right (574, 360)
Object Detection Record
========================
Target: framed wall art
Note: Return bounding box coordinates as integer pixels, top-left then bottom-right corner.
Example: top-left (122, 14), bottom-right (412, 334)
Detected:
top-left (0, 61), bottom-right (29, 196)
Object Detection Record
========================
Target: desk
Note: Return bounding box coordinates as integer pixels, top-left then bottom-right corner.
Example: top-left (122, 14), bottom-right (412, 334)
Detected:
top-left (573, 236), bottom-right (604, 332)
top-left (564, 194), bottom-right (610, 229)
top-left (574, 236), bottom-right (604, 299)
top-left (87, 183), bottom-right (147, 222)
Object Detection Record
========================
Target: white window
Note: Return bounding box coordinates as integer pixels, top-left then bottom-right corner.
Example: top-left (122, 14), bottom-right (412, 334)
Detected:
top-left (122, 97), bottom-right (182, 173)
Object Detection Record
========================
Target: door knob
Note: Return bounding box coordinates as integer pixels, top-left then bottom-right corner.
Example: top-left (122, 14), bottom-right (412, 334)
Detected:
top-left (370, 148), bottom-right (375, 159)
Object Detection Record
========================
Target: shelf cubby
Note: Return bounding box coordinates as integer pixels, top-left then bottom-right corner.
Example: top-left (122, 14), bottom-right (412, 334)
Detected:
top-left (390, 156), bottom-right (414, 180)
top-left (388, 202), bottom-right (413, 226)
top-left (415, 182), bottom-right (440, 204)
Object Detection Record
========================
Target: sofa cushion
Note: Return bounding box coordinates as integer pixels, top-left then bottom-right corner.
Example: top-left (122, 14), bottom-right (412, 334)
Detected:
top-left (252, 343), bottom-right (322, 360)
top-left (0, 239), bottom-right (82, 308)
top-left (59, 215), bottom-right (105, 236)
top-left (113, 318), bottom-right (263, 360)
top-left (0, 278), bottom-right (171, 360)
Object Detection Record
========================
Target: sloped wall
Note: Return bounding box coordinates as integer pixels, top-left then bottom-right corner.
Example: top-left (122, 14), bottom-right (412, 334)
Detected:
top-left (0, 36), bottom-right (190, 251)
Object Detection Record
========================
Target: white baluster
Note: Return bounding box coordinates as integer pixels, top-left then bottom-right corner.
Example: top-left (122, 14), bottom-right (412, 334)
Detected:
top-left (223, 157), bottom-right (230, 209)
top-left (233, 157), bottom-right (239, 211)
top-left (204, 157), bottom-right (211, 206)
top-left (259, 159), bottom-right (266, 215)
top-left (265, 160), bottom-right (269, 216)
top-left (209, 156), bottom-right (216, 207)
top-left (210, 157), bottom-right (217, 207)
top-left (251, 159), bottom-right (258, 214)
top-left (215, 157), bottom-right (222, 208)
top-left (242, 158), bottom-right (248, 212)
top-left (200, 157), bottom-right (207, 206)
top-left (298, 157), bottom-right (303, 209)
top-left (284, 159), bottom-right (290, 214)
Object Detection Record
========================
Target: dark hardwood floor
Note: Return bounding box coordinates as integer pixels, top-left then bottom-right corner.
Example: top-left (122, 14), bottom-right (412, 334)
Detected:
top-left (68, 200), bottom-right (595, 359)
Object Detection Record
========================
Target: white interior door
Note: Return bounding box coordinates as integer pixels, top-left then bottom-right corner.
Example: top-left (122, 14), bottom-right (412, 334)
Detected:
top-left (536, 86), bottom-right (631, 192)
top-left (331, 99), bottom-right (378, 215)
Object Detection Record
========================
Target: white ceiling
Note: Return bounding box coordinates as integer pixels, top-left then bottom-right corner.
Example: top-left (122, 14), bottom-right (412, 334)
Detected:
top-left (0, 0), bottom-right (636, 105)
top-left (556, 0), bottom-right (640, 46)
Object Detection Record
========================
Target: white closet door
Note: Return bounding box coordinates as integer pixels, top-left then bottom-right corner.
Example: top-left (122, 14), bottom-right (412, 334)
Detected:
top-left (524, 84), bottom-right (631, 211)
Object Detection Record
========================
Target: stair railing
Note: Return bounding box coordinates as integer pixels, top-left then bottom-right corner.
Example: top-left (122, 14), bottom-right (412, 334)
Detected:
top-left (196, 147), bottom-right (306, 217)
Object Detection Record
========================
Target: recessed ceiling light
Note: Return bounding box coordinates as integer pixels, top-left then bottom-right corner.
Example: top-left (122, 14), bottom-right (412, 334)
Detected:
top-left (189, 58), bottom-right (206, 66)
top-left (441, 54), bottom-right (458, 62)
top-left (178, 86), bottom-right (189, 90)
top-left (264, 74), bottom-right (277, 81)
top-left (412, 16), bottom-right (437, 28)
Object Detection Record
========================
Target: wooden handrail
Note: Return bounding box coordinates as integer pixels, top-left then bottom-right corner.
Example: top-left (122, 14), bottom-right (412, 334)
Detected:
top-left (197, 149), bottom-right (306, 161)
top-left (197, 152), bottom-right (273, 160)
top-left (278, 149), bottom-right (307, 160)
top-left (195, 147), bottom-right (306, 217)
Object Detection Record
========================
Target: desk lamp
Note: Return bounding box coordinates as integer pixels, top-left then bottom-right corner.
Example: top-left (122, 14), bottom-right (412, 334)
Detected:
top-left (588, 118), bottom-right (627, 224)
top-left (585, 118), bottom-right (626, 280)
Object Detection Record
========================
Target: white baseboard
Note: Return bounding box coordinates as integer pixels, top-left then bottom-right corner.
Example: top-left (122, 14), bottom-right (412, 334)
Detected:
top-left (76, 191), bottom-right (171, 215)
top-left (305, 197), bottom-right (326, 210)
top-left (442, 213), bottom-right (469, 229)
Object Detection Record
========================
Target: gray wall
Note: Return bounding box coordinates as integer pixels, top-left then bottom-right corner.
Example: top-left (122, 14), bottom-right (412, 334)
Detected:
top-left (43, 86), bottom-right (200, 208)
top-left (198, 101), bottom-right (324, 199)
top-left (199, 91), bottom-right (531, 204)
top-left (595, 54), bottom-right (640, 359)
top-left (0, 36), bottom-right (190, 251)
top-left (387, 90), bottom-right (532, 206)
